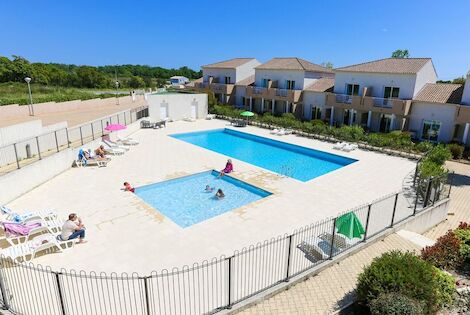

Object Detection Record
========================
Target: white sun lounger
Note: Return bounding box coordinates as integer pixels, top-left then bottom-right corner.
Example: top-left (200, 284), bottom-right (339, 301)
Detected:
top-left (1, 234), bottom-right (74, 263)
top-left (0, 206), bottom-right (57, 223)
top-left (103, 139), bottom-right (130, 151)
top-left (117, 135), bottom-right (139, 145)
top-left (270, 129), bottom-right (279, 135)
top-left (206, 114), bottom-right (216, 120)
top-left (297, 235), bottom-right (340, 260)
top-left (75, 158), bottom-right (110, 168)
top-left (333, 142), bottom-right (347, 150)
top-left (183, 117), bottom-right (196, 122)
top-left (342, 143), bottom-right (358, 152)
top-left (319, 232), bottom-right (360, 249)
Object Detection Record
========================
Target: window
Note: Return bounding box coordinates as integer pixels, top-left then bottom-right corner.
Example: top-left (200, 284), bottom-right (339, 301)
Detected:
top-left (421, 120), bottom-right (441, 142)
top-left (286, 80), bottom-right (295, 90)
top-left (224, 76), bottom-right (231, 84)
top-left (346, 84), bottom-right (360, 96)
top-left (384, 86), bottom-right (399, 98)
top-left (311, 106), bottom-right (321, 120)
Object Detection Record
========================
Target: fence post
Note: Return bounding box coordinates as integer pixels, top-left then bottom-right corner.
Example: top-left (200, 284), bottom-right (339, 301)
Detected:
top-left (447, 171), bottom-right (455, 198)
top-left (36, 136), bottom-right (42, 160)
top-left (100, 120), bottom-right (104, 136)
top-left (13, 143), bottom-right (20, 169)
top-left (423, 179), bottom-right (433, 208)
top-left (79, 127), bottom-right (83, 145)
top-left (124, 112), bottom-right (127, 125)
top-left (390, 193), bottom-right (399, 227)
top-left (54, 272), bottom-right (67, 315)
top-left (91, 123), bottom-right (95, 140)
top-left (54, 131), bottom-right (59, 152)
top-left (117, 114), bottom-right (120, 125)
top-left (285, 235), bottom-right (293, 281)
top-left (226, 255), bottom-right (233, 309)
top-left (329, 219), bottom-right (337, 259)
top-left (143, 276), bottom-right (151, 315)
top-left (65, 129), bottom-right (70, 148)
top-left (363, 205), bottom-right (372, 241)
top-left (0, 261), bottom-right (11, 310)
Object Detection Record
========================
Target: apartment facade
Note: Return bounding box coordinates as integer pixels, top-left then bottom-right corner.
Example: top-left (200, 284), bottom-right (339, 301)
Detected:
top-left (191, 58), bottom-right (261, 105)
top-left (189, 57), bottom-right (470, 146)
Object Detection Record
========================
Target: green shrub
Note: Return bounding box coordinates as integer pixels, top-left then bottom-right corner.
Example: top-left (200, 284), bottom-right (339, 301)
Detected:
top-left (416, 141), bottom-right (434, 153)
top-left (357, 250), bottom-right (454, 313)
top-left (369, 292), bottom-right (425, 315)
top-left (434, 268), bottom-right (457, 308)
top-left (427, 144), bottom-right (452, 165)
top-left (419, 159), bottom-right (447, 179)
top-left (421, 230), bottom-right (463, 270)
top-left (454, 227), bottom-right (470, 262)
top-left (447, 143), bottom-right (464, 159)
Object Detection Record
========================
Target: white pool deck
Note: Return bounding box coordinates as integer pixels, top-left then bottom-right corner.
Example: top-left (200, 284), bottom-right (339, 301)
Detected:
top-left (7, 119), bottom-right (416, 274)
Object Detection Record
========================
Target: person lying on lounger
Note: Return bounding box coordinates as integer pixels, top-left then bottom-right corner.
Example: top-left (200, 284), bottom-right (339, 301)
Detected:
top-left (218, 159), bottom-right (233, 177)
top-left (95, 145), bottom-right (107, 158)
top-left (61, 213), bottom-right (86, 244)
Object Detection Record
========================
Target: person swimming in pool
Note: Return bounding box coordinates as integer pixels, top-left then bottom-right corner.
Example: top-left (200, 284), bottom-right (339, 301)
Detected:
top-left (215, 189), bottom-right (225, 199)
top-left (205, 185), bottom-right (214, 192)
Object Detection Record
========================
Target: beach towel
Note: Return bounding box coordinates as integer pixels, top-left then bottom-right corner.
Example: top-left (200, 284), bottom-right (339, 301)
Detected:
top-left (2, 222), bottom-right (42, 237)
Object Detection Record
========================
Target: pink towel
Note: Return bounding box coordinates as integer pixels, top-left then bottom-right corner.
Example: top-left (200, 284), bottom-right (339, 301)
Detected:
top-left (2, 222), bottom-right (42, 237)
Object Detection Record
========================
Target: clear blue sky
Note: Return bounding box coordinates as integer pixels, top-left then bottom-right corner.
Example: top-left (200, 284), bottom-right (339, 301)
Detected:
top-left (1, 0), bottom-right (469, 80)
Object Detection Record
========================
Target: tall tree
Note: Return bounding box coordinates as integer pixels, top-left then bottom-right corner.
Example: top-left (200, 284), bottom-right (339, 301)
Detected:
top-left (321, 61), bottom-right (334, 69)
top-left (391, 49), bottom-right (410, 58)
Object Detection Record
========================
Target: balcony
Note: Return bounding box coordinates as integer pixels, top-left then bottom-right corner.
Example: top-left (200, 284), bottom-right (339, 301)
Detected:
top-left (326, 93), bottom-right (362, 108)
top-left (194, 82), bottom-right (208, 89)
top-left (209, 83), bottom-right (234, 94)
top-left (363, 97), bottom-right (412, 115)
top-left (246, 86), bottom-right (301, 103)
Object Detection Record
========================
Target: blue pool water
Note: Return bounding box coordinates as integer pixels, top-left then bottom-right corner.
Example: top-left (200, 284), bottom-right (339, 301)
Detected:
top-left (135, 171), bottom-right (271, 228)
top-left (171, 129), bottom-right (357, 182)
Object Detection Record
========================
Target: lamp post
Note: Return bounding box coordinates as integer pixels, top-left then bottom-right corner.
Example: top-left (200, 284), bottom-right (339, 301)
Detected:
top-left (24, 77), bottom-right (34, 116)
top-left (115, 80), bottom-right (120, 105)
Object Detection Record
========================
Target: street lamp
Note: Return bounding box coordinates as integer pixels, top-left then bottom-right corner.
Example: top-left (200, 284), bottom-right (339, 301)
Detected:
top-left (115, 80), bottom-right (120, 105)
top-left (24, 77), bottom-right (34, 116)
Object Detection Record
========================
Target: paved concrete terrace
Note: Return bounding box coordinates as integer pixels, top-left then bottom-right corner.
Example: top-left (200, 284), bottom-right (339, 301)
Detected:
top-left (7, 119), bottom-right (415, 274)
top-left (0, 100), bottom-right (144, 128)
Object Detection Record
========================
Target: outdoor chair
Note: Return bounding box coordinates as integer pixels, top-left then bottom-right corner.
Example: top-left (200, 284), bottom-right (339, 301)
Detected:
top-left (116, 135), bottom-right (139, 145)
top-left (0, 206), bottom-right (57, 223)
top-left (297, 235), bottom-right (340, 261)
top-left (103, 139), bottom-right (130, 151)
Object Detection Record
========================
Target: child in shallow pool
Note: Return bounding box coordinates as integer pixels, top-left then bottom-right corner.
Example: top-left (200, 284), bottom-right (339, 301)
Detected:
top-left (123, 182), bottom-right (135, 193)
top-left (215, 189), bottom-right (225, 199)
top-left (205, 185), bottom-right (214, 192)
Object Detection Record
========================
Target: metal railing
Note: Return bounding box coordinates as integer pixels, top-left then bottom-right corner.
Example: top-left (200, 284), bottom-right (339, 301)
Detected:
top-left (372, 97), bottom-right (394, 108)
top-left (275, 89), bottom-right (288, 97)
top-left (335, 94), bottom-right (353, 104)
top-left (0, 106), bottom-right (149, 176)
top-left (0, 172), bottom-right (452, 315)
top-left (253, 87), bottom-right (266, 95)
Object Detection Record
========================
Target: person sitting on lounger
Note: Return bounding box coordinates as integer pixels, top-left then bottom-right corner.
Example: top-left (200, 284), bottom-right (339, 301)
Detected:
top-left (205, 185), bottom-right (214, 192)
top-left (219, 159), bottom-right (233, 177)
top-left (123, 182), bottom-right (135, 193)
top-left (95, 145), bottom-right (107, 158)
top-left (61, 213), bottom-right (86, 244)
top-left (78, 149), bottom-right (88, 165)
top-left (215, 189), bottom-right (225, 199)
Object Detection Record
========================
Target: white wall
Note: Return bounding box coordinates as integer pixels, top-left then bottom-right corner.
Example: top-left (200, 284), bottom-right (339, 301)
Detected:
top-left (302, 91), bottom-right (328, 119)
top-left (413, 61), bottom-right (438, 98)
top-left (408, 101), bottom-right (457, 142)
top-left (333, 72), bottom-right (419, 99)
top-left (147, 93), bottom-right (208, 121)
top-left (461, 72), bottom-right (470, 105)
top-left (235, 59), bottom-right (260, 83)
top-left (202, 69), bottom-right (236, 84)
top-left (235, 86), bottom-right (247, 108)
top-left (255, 69), bottom-right (307, 89)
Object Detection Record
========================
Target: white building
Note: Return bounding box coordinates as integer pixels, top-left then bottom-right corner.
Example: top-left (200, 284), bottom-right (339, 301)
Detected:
top-left (170, 76), bottom-right (189, 86)
top-left (147, 91), bottom-right (208, 122)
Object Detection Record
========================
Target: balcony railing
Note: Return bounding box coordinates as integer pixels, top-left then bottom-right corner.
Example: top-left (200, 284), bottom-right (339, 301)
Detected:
top-left (253, 87), bottom-right (266, 95)
top-left (194, 82), bottom-right (208, 89)
top-left (373, 97), bottom-right (394, 108)
top-left (335, 94), bottom-right (353, 104)
top-left (276, 89), bottom-right (288, 97)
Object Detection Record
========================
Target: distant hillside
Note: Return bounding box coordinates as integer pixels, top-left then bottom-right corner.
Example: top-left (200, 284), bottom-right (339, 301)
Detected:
top-left (0, 55), bottom-right (202, 89)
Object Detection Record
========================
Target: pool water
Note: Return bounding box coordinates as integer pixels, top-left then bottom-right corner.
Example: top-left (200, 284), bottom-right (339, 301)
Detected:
top-left (135, 171), bottom-right (271, 228)
top-left (171, 129), bottom-right (356, 182)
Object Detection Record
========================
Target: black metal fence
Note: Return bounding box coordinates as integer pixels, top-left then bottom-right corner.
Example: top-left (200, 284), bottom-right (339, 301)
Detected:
top-left (0, 106), bottom-right (148, 176)
top-left (0, 172), bottom-right (452, 315)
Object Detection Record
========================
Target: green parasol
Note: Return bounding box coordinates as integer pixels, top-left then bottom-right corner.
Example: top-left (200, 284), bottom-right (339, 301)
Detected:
top-left (335, 212), bottom-right (365, 239)
top-left (240, 111), bottom-right (255, 117)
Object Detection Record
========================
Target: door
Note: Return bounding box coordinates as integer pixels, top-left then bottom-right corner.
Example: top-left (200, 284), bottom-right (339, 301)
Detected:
top-left (379, 114), bottom-right (392, 133)
top-left (160, 105), bottom-right (168, 119)
top-left (191, 105), bottom-right (197, 119)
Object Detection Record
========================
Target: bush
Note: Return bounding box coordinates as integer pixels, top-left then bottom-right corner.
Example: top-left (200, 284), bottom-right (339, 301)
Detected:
top-left (416, 141), bottom-right (434, 153)
top-left (421, 230), bottom-right (463, 270)
top-left (369, 293), bottom-right (425, 315)
top-left (357, 250), bottom-right (455, 313)
top-left (434, 268), bottom-right (457, 308)
top-left (427, 144), bottom-right (452, 165)
top-left (447, 143), bottom-right (464, 159)
top-left (454, 228), bottom-right (470, 262)
top-left (419, 159), bottom-right (447, 179)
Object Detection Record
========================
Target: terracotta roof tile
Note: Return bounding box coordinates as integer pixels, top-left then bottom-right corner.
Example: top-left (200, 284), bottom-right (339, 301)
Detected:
top-left (336, 58), bottom-right (432, 74)
top-left (304, 78), bottom-right (335, 92)
top-left (255, 58), bottom-right (333, 73)
top-left (202, 58), bottom-right (256, 69)
top-left (414, 83), bottom-right (464, 104)
top-left (235, 75), bottom-right (255, 86)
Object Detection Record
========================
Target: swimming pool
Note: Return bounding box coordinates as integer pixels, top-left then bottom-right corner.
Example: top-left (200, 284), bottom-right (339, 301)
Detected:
top-left (171, 129), bottom-right (357, 182)
top-left (135, 171), bottom-right (271, 228)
